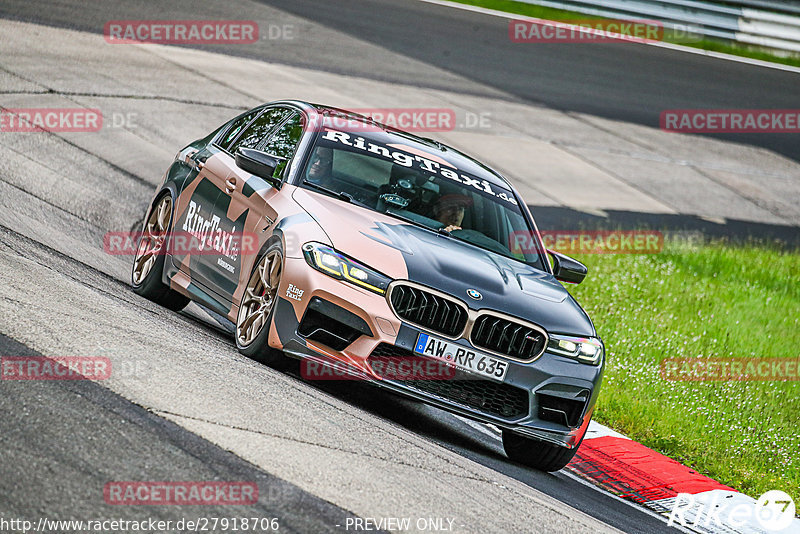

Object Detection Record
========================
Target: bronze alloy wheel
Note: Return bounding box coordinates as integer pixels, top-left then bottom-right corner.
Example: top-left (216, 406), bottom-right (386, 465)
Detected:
top-left (132, 195), bottom-right (171, 286)
top-left (236, 249), bottom-right (282, 347)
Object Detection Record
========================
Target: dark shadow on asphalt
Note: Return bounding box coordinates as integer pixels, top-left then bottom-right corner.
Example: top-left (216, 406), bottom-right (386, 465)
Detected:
top-left (1, 0), bottom-right (798, 161)
top-left (0, 334), bottom-right (372, 534)
top-left (282, 363), bottom-right (678, 534)
top-left (256, 0), bottom-right (800, 163)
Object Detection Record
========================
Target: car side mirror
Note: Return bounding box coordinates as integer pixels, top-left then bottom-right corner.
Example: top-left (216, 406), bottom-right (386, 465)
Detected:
top-left (235, 148), bottom-right (285, 189)
top-left (547, 249), bottom-right (588, 284)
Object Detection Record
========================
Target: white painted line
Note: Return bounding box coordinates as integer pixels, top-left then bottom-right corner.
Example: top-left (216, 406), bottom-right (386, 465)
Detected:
top-left (561, 468), bottom-right (697, 534)
top-left (454, 415), bottom-right (796, 534)
top-left (585, 420), bottom-right (632, 441)
top-left (415, 0), bottom-right (800, 74)
top-left (454, 414), bottom-right (695, 531)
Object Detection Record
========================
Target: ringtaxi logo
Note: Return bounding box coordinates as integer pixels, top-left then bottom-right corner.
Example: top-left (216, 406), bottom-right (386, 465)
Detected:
top-left (510, 230), bottom-right (663, 255)
top-left (509, 19), bottom-right (665, 43)
top-left (669, 490), bottom-right (796, 531)
top-left (0, 108), bottom-right (102, 132)
top-left (661, 357), bottom-right (800, 382)
top-left (104, 482), bottom-right (258, 505)
top-left (661, 109), bottom-right (800, 133)
top-left (104, 20), bottom-right (259, 44)
top-left (1, 357), bottom-right (111, 380)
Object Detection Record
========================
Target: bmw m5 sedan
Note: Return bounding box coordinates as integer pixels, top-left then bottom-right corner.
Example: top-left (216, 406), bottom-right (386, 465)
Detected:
top-left (132, 100), bottom-right (604, 471)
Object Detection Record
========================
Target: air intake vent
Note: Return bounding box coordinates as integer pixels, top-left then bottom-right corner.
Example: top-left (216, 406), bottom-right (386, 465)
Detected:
top-left (471, 314), bottom-right (547, 362)
top-left (298, 297), bottom-right (372, 351)
top-left (537, 392), bottom-right (587, 428)
top-left (388, 284), bottom-right (467, 338)
top-left (368, 344), bottom-right (529, 419)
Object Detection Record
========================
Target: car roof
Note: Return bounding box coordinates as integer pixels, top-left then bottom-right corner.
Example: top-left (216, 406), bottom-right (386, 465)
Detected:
top-left (265, 100), bottom-right (516, 192)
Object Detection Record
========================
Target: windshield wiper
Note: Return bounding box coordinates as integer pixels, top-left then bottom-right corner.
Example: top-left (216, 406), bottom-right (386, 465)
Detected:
top-left (380, 209), bottom-right (435, 232)
top-left (302, 181), bottom-right (371, 209)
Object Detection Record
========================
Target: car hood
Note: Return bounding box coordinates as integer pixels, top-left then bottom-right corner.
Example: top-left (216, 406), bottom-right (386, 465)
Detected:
top-left (292, 188), bottom-right (595, 336)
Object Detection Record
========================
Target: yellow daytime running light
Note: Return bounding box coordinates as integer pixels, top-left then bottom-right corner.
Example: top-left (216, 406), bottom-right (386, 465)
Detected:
top-left (310, 247), bottom-right (387, 295)
top-left (314, 250), bottom-right (342, 276)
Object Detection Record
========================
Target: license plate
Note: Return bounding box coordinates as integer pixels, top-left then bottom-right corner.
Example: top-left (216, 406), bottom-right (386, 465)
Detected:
top-left (413, 332), bottom-right (509, 382)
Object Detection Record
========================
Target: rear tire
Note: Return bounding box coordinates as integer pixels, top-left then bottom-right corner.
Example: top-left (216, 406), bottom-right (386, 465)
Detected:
top-left (502, 429), bottom-right (582, 472)
top-left (235, 242), bottom-right (284, 366)
top-left (131, 194), bottom-right (190, 312)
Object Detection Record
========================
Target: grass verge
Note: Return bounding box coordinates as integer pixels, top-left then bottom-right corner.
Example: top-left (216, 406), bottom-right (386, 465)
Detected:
top-left (567, 239), bottom-right (800, 497)
top-left (448, 0), bottom-right (800, 68)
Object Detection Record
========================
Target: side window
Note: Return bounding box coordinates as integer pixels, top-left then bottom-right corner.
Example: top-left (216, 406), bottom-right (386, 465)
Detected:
top-left (217, 110), bottom-right (260, 151)
top-left (259, 113), bottom-right (304, 177)
top-left (229, 108), bottom-right (288, 154)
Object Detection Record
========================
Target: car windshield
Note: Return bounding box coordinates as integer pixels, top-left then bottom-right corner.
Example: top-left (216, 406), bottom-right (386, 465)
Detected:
top-left (300, 127), bottom-right (544, 270)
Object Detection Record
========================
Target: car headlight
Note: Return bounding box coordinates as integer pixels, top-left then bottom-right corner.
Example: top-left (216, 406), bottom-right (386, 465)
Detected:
top-left (302, 242), bottom-right (391, 295)
top-left (546, 335), bottom-right (604, 365)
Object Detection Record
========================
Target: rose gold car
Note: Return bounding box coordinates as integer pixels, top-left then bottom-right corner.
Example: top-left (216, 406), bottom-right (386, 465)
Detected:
top-left (132, 100), bottom-right (604, 472)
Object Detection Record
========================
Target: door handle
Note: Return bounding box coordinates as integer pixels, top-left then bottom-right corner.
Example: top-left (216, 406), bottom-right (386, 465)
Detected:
top-left (225, 176), bottom-right (237, 194)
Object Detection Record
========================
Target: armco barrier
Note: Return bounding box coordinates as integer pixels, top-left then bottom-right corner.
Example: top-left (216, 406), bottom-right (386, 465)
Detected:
top-left (516, 0), bottom-right (800, 54)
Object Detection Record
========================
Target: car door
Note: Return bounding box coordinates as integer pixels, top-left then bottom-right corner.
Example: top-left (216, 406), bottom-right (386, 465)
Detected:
top-left (172, 107), bottom-right (289, 300)
top-left (214, 110), bottom-right (306, 305)
top-left (170, 144), bottom-right (226, 293)
top-left (193, 107), bottom-right (299, 300)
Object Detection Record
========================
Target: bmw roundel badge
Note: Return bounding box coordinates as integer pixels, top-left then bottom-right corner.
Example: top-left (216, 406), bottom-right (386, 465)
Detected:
top-left (466, 289), bottom-right (482, 300)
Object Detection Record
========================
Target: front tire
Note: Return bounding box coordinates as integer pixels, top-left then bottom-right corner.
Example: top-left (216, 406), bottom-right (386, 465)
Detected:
top-left (235, 242), bottom-right (284, 366)
top-left (131, 194), bottom-right (189, 312)
top-left (502, 429), bottom-right (582, 472)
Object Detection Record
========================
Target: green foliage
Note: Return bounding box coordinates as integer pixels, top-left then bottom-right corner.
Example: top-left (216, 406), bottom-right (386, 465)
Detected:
top-left (568, 240), bottom-right (800, 497)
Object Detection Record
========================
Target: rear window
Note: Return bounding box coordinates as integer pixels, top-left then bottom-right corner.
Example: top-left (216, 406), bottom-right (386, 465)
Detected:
top-left (217, 110), bottom-right (260, 151)
top-left (229, 108), bottom-right (288, 154)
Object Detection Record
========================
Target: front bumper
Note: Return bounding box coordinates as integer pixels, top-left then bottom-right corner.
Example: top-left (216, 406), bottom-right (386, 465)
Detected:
top-left (274, 257), bottom-right (603, 449)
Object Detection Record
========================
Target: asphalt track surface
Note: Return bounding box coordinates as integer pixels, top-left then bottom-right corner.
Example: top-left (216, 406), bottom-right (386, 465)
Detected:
top-left (0, 333), bottom-right (367, 534)
top-left (2, 0), bottom-right (799, 161)
top-left (0, 1), bottom-right (795, 533)
top-left (0, 226), bottom-right (672, 533)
